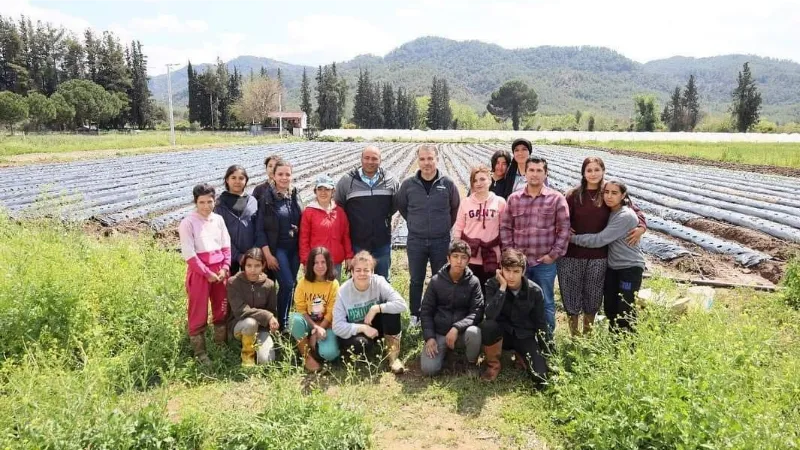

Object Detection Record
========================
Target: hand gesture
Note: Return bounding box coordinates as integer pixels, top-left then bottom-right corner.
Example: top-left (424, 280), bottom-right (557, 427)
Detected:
top-left (217, 268), bottom-right (227, 282)
top-left (626, 226), bottom-right (646, 246)
top-left (495, 269), bottom-right (508, 291)
top-left (424, 338), bottom-right (439, 358)
top-left (265, 253), bottom-right (280, 271)
top-left (207, 272), bottom-right (221, 283)
top-left (537, 254), bottom-right (555, 265)
top-left (445, 327), bottom-right (459, 350)
top-left (313, 325), bottom-right (327, 340)
top-left (363, 304), bottom-right (380, 326)
top-left (361, 325), bottom-right (379, 339)
top-left (268, 317), bottom-right (280, 332)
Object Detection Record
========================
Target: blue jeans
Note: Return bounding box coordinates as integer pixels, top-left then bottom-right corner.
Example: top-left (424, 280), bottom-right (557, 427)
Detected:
top-left (353, 243), bottom-right (392, 281)
top-left (276, 246), bottom-right (300, 329)
top-left (526, 262), bottom-right (557, 336)
top-left (407, 236), bottom-right (450, 317)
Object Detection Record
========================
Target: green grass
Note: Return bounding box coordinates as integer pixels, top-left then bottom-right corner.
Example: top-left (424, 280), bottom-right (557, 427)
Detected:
top-left (1, 216), bottom-right (798, 448)
top-left (559, 140), bottom-right (800, 169)
top-left (0, 131), bottom-right (302, 158)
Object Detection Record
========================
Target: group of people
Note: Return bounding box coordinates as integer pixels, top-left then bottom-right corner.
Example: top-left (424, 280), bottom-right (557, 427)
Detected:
top-left (178, 138), bottom-right (647, 385)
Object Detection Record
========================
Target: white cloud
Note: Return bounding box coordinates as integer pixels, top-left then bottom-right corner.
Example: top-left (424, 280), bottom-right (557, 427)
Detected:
top-left (395, 8), bottom-right (422, 18)
top-left (2, 0), bottom-right (91, 36)
top-left (145, 32), bottom-right (247, 75)
top-left (435, 0), bottom-right (800, 63)
top-left (276, 14), bottom-right (400, 60)
top-left (127, 15), bottom-right (209, 34)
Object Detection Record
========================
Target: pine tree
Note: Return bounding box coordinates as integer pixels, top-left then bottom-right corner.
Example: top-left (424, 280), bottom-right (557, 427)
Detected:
top-left (215, 58), bottom-right (230, 128)
top-left (731, 62), bottom-right (762, 132)
top-left (395, 87), bottom-right (408, 129)
top-left (427, 77), bottom-right (452, 130)
top-left (486, 80), bottom-right (538, 131)
top-left (668, 86), bottom-right (683, 132)
top-left (314, 65), bottom-right (323, 127)
top-left (62, 37), bottom-right (85, 80)
top-left (352, 68), bottom-right (369, 128)
top-left (84, 29), bottom-right (98, 82)
top-left (587, 115), bottom-right (595, 132)
top-left (333, 63), bottom-right (347, 125)
top-left (126, 40), bottom-right (151, 128)
top-left (409, 95), bottom-right (419, 129)
top-left (0, 16), bottom-right (29, 93)
top-left (187, 61), bottom-right (198, 124)
top-left (682, 74), bottom-right (700, 131)
top-left (223, 66), bottom-right (242, 128)
top-left (634, 95), bottom-right (658, 132)
top-left (95, 31), bottom-right (130, 95)
top-left (300, 67), bottom-right (312, 121)
top-left (382, 83), bottom-right (396, 129)
top-left (427, 76), bottom-right (440, 130)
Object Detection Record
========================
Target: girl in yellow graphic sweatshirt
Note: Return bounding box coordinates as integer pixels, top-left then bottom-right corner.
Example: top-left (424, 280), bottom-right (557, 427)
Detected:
top-left (289, 246), bottom-right (341, 371)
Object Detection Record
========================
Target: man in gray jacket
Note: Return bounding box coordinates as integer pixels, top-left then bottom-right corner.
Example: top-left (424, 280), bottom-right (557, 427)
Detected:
top-left (419, 240), bottom-right (484, 376)
top-left (396, 144), bottom-right (461, 327)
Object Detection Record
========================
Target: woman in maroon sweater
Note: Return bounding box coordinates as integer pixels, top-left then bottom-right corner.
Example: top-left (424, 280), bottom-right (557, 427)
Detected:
top-left (557, 157), bottom-right (647, 336)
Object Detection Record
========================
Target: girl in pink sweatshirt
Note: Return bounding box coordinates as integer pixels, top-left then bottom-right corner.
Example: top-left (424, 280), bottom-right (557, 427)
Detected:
top-left (453, 165), bottom-right (507, 291)
top-left (178, 183), bottom-right (232, 366)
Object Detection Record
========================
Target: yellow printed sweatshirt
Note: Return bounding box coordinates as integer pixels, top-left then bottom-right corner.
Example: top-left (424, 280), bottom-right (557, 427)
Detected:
top-left (293, 278), bottom-right (339, 324)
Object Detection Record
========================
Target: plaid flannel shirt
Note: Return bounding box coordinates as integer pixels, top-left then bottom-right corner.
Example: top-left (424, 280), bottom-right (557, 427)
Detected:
top-left (500, 186), bottom-right (571, 266)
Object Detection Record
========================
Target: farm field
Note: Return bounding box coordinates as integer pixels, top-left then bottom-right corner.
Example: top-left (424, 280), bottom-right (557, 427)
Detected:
top-left (562, 140), bottom-right (800, 172)
top-left (1, 142), bottom-right (800, 448)
top-left (2, 142), bottom-right (799, 287)
top-left (0, 131), bottom-right (300, 164)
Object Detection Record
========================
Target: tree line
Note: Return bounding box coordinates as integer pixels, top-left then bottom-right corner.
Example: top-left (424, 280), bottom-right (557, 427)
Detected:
top-left (0, 15), bottom-right (152, 131)
top-left (633, 62), bottom-right (762, 133)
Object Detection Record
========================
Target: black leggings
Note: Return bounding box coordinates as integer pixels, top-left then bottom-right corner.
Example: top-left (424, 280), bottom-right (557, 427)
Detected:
top-left (603, 266), bottom-right (644, 332)
top-left (480, 319), bottom-right (548, 383)
top-left (468, 264), bottom-right (492, 295)
top-left (338, 313), bottom-right (402, 358)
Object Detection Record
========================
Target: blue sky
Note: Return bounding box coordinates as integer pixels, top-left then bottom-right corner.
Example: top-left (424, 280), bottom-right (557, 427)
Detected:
top-left (7, 0), bottom-right (800, 75)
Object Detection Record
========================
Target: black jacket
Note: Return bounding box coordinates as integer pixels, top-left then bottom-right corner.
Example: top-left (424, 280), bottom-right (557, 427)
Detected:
top-left (396, 170), bottom-right (460, 240)
top-left (484, 277), bottom-right (547, 342)
top-left (334, 167), bottom-right (398, 250)
top-left (259, 186), bottom-right (304, 253)
top-left (420, 264), bottom-right (484, 341)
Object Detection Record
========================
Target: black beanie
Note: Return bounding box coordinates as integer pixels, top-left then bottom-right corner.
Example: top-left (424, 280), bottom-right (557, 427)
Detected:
top-left (511, 138), bottom-right (532, 153)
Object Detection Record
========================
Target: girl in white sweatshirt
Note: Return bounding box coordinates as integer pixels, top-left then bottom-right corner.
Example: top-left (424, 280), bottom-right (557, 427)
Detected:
top-left (333, 250), bottom-right (408, 374)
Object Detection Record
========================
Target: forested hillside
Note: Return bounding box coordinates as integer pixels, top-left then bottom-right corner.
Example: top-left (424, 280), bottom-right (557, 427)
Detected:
top-left (150, 37), bottom-right (800, 123)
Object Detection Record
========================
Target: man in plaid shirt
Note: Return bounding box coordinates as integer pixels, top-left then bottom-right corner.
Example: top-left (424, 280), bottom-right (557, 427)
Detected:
top-left (500, 156), bottom-right (570, 336)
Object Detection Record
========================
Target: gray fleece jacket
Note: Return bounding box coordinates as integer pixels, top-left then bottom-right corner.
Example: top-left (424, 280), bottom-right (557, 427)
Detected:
top-left (570, 206), bottom-right (646, 270)
top-left (396, 170), bottom-right (460, 240)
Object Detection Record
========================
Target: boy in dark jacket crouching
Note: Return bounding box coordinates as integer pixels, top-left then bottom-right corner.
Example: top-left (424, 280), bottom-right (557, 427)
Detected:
top-left (419, 240), bottom-right (484, 376)
top-left (481, 248), bottom-right (549, 387)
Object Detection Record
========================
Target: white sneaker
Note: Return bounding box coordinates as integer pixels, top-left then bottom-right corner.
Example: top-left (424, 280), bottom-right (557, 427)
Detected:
top-left (408, 316), bottom-right (421, 328)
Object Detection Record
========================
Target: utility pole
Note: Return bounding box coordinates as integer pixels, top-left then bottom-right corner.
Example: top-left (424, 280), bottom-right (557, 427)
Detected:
top-left (278, 92), bottom-right (283, 138)
top-left (166, 63), bottom-right (179, 146)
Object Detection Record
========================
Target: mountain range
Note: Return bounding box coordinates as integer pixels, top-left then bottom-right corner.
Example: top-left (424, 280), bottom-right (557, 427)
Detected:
top-left (148, 36), bottom-right (800, 123)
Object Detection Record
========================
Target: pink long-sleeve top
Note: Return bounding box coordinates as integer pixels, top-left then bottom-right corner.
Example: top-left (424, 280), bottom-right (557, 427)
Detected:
top-left (452, 192), bottom-right (507, 266)
top-left (179, 211), bottom-right (232, 277)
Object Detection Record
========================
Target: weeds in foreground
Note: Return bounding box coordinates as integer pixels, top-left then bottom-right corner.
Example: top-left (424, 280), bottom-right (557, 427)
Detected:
top-left (1, 216), bottom-right (799, 449)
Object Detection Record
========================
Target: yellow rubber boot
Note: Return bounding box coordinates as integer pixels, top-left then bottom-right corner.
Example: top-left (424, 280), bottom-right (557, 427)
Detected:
top-left (240, 334), bottom-right (256, 367)
top-left (297, 338), bottom-right (321, 372)
top-left (385, 335), bottom-right (405, 374)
